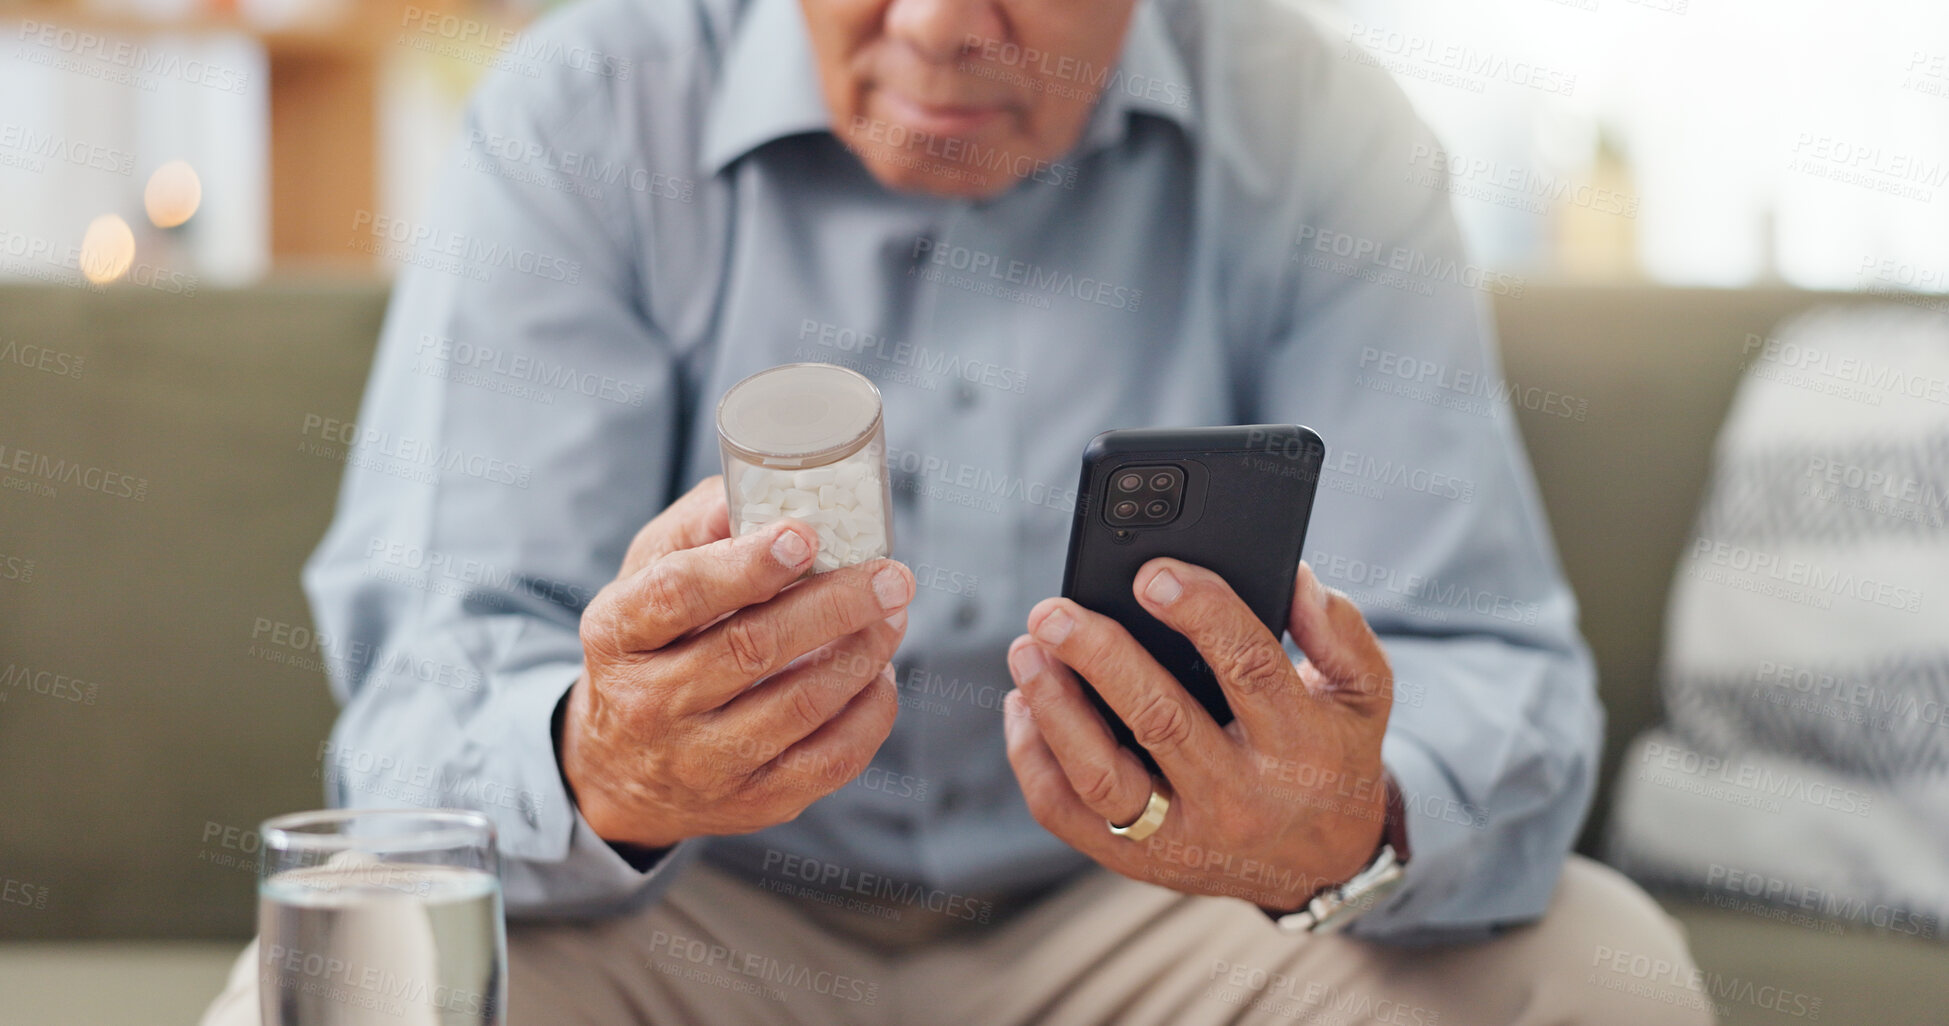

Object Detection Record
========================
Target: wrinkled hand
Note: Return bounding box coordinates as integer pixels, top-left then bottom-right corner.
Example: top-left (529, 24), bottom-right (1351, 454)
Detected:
top-left (1004, 559), bottom-right (1394, 911)
top-left (561, 477), bottom-right (916, 850)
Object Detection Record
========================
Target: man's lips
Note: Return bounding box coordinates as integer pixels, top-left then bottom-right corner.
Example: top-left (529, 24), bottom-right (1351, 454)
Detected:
top-left (875, 90), bottom-right (1006, 137)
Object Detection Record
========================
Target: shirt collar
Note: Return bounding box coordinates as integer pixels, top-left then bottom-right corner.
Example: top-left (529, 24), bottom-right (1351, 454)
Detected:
top-left (699, 0), bottom-right (1198, 178)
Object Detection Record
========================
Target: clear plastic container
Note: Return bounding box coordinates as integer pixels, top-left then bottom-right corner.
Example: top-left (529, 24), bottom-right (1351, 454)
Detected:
top-left (717, 363), bottom-right (892, 573)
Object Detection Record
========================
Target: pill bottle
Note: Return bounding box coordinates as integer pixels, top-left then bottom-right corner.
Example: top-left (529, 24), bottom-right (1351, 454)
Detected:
top-left (717, 363), bottom-right (892, 572)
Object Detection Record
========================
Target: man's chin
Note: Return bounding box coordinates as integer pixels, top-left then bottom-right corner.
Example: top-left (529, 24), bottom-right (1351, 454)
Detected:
top-left (863, 158), bottom-right (1015, 200)
top-left (840, 138), bottom-right (1019, 200)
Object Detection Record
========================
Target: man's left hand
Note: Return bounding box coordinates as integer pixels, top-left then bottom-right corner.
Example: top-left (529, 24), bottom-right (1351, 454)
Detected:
top-left (1003, 559), bottom-right (1395, 913)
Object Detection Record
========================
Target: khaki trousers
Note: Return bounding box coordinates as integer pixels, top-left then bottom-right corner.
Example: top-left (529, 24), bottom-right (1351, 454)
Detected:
top-left (204, 855), bottom-right (1713, 1026)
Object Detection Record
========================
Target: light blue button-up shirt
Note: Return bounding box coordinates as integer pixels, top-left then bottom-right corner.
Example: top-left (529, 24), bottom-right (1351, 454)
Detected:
top-left (306, 0), bottom-right (1598, 941)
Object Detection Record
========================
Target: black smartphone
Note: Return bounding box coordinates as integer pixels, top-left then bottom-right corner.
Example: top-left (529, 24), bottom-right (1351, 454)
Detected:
top-left (1059, 425), bottom-right (1325, 766)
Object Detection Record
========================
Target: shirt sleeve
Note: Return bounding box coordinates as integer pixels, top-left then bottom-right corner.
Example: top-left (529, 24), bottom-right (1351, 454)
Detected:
top-left (1231, 43), bottom-right (1601, 943)
top-left (300, 57), bottom-right (703, 918)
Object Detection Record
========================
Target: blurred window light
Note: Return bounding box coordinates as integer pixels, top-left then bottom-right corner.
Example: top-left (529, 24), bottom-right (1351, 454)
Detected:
top-left (1334, 0), bottom-right (1949, 291)
top-left (145, 160), bottom-right (202, 228)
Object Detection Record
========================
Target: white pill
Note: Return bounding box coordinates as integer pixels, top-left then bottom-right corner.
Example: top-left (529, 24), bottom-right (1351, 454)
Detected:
top-left (793, 467), bottom-right (838, 489)
top-left (781, 487), bottom-right (818, 507)
top-left (745, 502), bottom-right (781, 519)
top-left (835, 460), bottom-right (868, 487)
top-left (736, 466), bottom-right (767, 503)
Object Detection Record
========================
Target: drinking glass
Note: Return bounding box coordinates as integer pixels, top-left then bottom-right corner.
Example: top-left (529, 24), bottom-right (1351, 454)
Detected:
top-left (257, 809), bottom-right (507, 1026)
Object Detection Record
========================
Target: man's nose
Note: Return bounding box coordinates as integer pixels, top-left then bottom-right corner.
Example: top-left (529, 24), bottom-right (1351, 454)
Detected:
top-left (883, 0), bottom-right (1007, 65)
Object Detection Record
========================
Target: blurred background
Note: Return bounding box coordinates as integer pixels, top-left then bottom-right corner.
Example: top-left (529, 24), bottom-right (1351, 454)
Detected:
top-left (2, 0), bottom-right (1946, 1022)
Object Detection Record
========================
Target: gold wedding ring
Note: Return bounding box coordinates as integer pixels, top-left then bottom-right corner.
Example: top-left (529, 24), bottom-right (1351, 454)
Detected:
top-left (1107, 777), bottom-right (1172, 841)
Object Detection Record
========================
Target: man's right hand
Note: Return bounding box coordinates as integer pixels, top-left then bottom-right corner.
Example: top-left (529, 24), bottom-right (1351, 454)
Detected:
top-left (561, 477), bottom-right (914, 851)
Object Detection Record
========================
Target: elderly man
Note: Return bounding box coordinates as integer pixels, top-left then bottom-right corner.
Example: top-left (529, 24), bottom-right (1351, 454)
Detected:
top-left (205, 0), bottom-right (1709, 1022)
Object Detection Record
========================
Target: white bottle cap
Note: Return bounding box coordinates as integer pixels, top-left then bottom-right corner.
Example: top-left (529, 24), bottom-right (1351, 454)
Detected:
top-left (717, 363), bottom-right (884, 468)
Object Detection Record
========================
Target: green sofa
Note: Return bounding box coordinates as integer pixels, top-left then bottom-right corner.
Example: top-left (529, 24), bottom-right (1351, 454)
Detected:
top-left (0, 281), bottom-right (1937, 1024)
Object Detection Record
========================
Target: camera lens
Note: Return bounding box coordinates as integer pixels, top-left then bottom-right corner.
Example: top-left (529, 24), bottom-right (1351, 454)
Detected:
top-left (1113, 500), bottom-right (1139, 519)
top-left (1145, 499), bottom-right (1170, 518)
top-left (1117, 473), bottom-right (1143, 492)
top-left (1150, 472), bottom-right (1175, 491)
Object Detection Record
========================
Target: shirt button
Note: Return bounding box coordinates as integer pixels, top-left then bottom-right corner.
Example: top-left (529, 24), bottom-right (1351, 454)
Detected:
top-left (953, 599), bottom-right (978, 629)
top-left (954, 381), bottom-right (978, 409)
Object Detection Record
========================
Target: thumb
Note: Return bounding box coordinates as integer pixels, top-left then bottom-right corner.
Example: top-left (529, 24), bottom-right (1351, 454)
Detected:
top-left (1288, 562), bottom-right (1393, 713)
top-left (618, 476), bottom-right (733, 579)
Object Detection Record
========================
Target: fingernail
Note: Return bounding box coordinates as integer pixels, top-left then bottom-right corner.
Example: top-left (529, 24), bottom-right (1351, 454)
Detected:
top-left (1144, 568), bottom-right (1182, 606)
top-left (1009, 644), bottom-right (1048, 682)
top-left (884, 609), bottom-right (908, 631)
top-left (1034, 608), bottom-right (1073, 646)
top-left (771, 526), bottom-right (812, 568)
top-left (873, 565), bottom-right (912, 610)
top-left (1302, 563), bottom-right (1328, 612)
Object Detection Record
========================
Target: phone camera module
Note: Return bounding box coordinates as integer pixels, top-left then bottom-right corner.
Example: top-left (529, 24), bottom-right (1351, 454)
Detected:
top-left (1104, 463), bottom-right (1185, 527)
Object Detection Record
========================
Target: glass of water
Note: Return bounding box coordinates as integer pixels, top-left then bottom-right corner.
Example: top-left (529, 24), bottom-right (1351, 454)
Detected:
top-left (258, 809), bottom-right (507, 1026)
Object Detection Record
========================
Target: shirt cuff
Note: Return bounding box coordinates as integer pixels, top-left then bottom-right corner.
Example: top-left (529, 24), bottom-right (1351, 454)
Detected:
top-left (494, 662), bottom-right (699, 918)
top-left (1345, 732), bottom-right (1487, 940)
